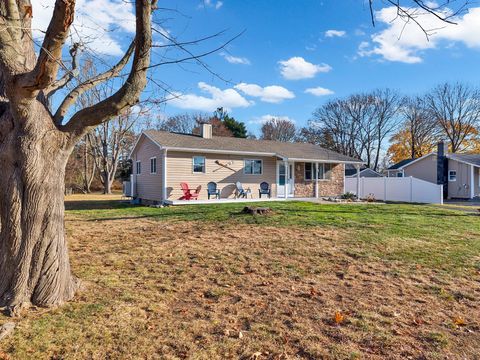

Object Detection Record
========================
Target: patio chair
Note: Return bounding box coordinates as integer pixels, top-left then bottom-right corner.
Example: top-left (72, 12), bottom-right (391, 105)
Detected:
top-left (207, 182), bottom-right (221, 200)
top-left (180, 182), bottom-right (201, 200)
top-left (259, 182), bottom-right (271, 198)
top-left (235, 181), bottom-right (251, 199)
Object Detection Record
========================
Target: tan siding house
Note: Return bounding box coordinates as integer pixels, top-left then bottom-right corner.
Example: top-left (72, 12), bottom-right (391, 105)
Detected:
top-left (129, 125), bottom-right (363, 204)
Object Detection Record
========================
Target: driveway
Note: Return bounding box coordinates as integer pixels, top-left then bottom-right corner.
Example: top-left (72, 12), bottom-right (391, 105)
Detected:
top-left (442, 199), bottom-right (480, 213)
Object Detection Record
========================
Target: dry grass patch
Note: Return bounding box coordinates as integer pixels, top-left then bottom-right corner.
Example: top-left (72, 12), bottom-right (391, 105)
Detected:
top-left (1, 212), bottom-right (479, 359)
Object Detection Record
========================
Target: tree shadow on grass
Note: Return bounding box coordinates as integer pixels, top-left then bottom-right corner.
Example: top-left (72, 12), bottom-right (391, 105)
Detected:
top-left (65, 199), bottom-right (131, 211)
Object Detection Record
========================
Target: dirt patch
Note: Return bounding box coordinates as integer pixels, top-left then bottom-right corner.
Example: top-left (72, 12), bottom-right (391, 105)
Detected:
top-left (1, 217), bottom-right (479, 359)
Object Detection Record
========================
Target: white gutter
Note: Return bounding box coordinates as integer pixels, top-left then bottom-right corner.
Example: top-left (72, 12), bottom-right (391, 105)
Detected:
top-left (286, 158), bottom-right (364, 164)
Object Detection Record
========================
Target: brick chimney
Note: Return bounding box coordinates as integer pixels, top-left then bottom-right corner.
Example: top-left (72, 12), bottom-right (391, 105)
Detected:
top-left (201, 123), bottom-right (213, 139)
top-left (437, 141), bottom-right (448, 197)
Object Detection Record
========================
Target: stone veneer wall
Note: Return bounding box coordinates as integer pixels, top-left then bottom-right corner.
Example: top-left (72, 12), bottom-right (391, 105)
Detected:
top-left (294, 162), bottom-right (344, 198)
top-left (294, 163), bottom-right (314, 197)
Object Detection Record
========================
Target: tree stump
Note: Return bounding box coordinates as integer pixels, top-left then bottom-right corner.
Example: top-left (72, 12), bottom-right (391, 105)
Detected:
top-left (242, 206), bottom-right (272, 215)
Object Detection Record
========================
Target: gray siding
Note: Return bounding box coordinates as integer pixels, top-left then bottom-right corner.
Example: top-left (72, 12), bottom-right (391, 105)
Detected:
top-left (404, 154), bottom-right (438, 184)
top-left (447, 159), bottom-right (472, 199)
top-left (132, 135), bottom-right (163, 202)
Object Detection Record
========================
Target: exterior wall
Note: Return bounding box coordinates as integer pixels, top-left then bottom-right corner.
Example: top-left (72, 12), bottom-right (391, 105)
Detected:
top-left (166, 151), bottom-right (277, 200)
top-left (447, 159), bottom-right (472, 199)
top-left (294, 163), bottom-right (314, 197)
top-left (404, 154), bottom-right (438, 184)
top-left (293, 162), bottom-right (344, 198)
top-left (318, 163), bottom-right (344, 197)
top-left (131, 135), bottom-right (163, 203)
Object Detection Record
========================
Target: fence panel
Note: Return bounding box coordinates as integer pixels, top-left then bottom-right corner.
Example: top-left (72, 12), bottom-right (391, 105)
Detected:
top-left (345, 177), bottom-right (443, 204)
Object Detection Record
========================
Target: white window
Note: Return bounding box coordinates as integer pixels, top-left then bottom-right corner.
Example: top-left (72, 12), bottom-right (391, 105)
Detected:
top-left (244, 159), bottom-right (262, 175)
top-left (193, 156), bottom-right (206, 173)
top-left (136, 161), bottom-right (141, 175)
top-left (317, 163), bottom-right (333, 180)
top-left (449, 170), bottom-right (457, 182)
top-left (305, 163), bottom-right (313, 181)
top-left (150, 157), bottom-right (157, 174)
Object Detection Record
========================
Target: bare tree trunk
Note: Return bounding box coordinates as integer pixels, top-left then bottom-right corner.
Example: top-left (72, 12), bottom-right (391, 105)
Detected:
top-left (0, 103), bottom-right (78, 315)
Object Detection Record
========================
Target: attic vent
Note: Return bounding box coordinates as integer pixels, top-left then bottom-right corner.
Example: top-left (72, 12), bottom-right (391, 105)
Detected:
top-left (201, 123), bottom-right (213, 139)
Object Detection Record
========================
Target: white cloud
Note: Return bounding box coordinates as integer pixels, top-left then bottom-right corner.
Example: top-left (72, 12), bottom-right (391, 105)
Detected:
top-left (278, 57), bottom-right (332, 80)
top-left (234, 83), bottom-right (295, 104)
top-left (325, 30), bottom-right (346, 38)
top-left (169, 82), bottom-right (252, 112)
top-left (220, 53), bottom-right (251, 65)
top-left (305, 87), bottom-right (335, 96)
top-left (199, 0), bottom-right (223, 10)
top-left (250, 114), bottom-right (296, 125)
top-left (33, 0), bottom-right (136, 56)
top-left (359, 6), bottom-right (480, 63)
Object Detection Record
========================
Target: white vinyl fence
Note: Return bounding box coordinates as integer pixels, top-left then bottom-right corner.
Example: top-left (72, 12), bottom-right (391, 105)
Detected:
top-left (345, 176), bottom-right (443, 204)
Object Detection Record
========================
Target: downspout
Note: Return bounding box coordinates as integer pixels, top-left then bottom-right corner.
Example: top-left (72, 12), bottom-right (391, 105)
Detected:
top-left (162, 149), bottom-right (168, 204)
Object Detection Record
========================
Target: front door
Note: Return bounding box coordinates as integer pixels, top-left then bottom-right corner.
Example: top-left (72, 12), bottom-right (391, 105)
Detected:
top-left (277, 162), bottom-right (294, 197)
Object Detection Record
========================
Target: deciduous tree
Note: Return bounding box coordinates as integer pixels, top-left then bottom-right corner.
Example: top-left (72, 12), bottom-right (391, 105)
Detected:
top-left (426, 83), bottom-right (480, 153)
top-left (0, 0), bottom-right (152, 315)
top-left (260, 117), bottom-right (297, 142)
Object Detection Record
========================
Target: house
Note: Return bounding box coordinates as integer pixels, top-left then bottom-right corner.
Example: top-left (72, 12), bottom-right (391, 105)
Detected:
top-left (345, 164), bottom-right (383, 178)
top-left (386, 142), bottom-right (480, 199)
top-left (129, 124), bottom-right (363, 204)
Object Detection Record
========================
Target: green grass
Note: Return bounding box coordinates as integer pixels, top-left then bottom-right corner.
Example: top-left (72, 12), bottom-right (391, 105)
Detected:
top-left (1, 196), bottom-right (478, 359)
top-left (67, 199), bottom-right (480, 273)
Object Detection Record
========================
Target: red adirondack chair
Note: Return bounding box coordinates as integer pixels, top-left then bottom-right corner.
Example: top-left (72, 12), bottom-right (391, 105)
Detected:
top-left (180, 183), bottom-right (201, 200)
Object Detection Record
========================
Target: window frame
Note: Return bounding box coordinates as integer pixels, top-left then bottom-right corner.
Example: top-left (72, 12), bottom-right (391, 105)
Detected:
top-left (448, 170), bottom-right (457, 182)
top-left (150, 157), bottom-right (157, 174)
top-left (136, 161), bottom-right (141, 175)
top-left (243, 159), bottom-right (263, 175)
top-left (304, 162), bottom-right (313, 181)
top-left (317, 163), bottom-right (333, 181)
top-left (192, 156), bottom-right (206, 174)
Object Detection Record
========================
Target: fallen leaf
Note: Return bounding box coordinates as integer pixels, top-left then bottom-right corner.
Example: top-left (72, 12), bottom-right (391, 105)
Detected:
top-left (334, 311), bottom-right (344, 324)
top-left (453, 316), bottom-right (466, 326)
top-left (238, 331), bottom-right (244, 339)
top-left (249, 352), bottom-right (262, 360)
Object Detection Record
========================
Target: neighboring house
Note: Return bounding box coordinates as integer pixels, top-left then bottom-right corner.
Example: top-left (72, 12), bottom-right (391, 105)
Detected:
top-left (345, 164), bottom-right (383, 178)
top-left (129, 124), bottom-right (363, 204)
top-left (386, 142), bottom-right (480, 199)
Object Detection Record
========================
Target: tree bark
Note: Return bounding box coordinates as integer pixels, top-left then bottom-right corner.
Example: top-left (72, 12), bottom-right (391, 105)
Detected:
top-left (0, 101), bottom-right (78, 315)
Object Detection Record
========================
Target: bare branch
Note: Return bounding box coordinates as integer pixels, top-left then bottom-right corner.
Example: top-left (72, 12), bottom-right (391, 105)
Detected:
top-left (54, 42), bottom-right (135, 125)
top-left (46, 43), bottom-right (81, 100)
top-left (19, 0), bottom-right (76, 92)
top-left (61, 0), bottom-right (152, 141)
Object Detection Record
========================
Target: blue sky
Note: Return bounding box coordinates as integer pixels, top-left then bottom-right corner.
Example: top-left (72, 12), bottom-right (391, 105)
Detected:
top-left (34, 0), bottom-right (480, 135)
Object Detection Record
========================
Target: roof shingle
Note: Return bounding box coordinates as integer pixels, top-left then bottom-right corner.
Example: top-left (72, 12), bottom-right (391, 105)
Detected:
top-left (143, 130), bottom-right (362, 163)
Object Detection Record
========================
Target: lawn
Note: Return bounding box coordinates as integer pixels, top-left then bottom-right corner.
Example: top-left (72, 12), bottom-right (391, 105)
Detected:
top-left (1, 195), bottom-right (480, 359)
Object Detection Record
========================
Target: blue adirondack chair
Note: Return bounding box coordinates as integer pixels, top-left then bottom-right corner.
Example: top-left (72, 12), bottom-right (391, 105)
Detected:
top-left (259, 182), bottom-right (271, 198)
top-left (236, 182), bottom-right (251, 199)
top-left (207, 182), bottom-right (221, 199)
